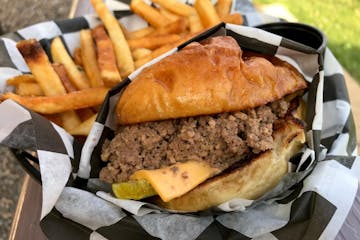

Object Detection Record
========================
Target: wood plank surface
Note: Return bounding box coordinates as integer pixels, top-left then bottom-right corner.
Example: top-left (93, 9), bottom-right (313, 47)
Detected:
top-left (9, 175), bottom-right (47, 240)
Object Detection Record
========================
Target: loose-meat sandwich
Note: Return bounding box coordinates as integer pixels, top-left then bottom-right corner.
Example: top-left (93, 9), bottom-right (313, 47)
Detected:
top-left (100, 36), bottom-right (308, 212)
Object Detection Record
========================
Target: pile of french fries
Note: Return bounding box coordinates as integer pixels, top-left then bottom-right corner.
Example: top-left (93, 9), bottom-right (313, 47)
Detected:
top-left (0, 0), bottom-right (242, 136)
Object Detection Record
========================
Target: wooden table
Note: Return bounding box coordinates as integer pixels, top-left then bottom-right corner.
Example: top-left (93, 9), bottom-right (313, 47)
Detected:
top-left (8, 1), bottom-right (360, 239)
top-left (9, 175), bottom-right (46, 240)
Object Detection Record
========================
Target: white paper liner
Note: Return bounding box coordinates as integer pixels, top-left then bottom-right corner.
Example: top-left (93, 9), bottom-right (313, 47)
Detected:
top-left (133, 213), bottom-right (214, 240)
top-left (96, 191), bottom-right (161, 216)
top-left (0, 0), bottom-right (358, 239)
top-left (217, 201), bottom-right (293, 238)
top-left (302, 160), bottom-right (358, 239)
top-left (0, 100), bottom-right (31, 140)
top-left (39, 150), bottom-right (72, 218)
top-left (216, 198), bottom-right (254, 211)
top-left (55, 187), bottom-right (127, 230)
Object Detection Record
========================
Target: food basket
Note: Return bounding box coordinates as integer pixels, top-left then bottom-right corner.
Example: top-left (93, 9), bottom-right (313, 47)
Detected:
top-left (0, 1), bottom-right (359, 239)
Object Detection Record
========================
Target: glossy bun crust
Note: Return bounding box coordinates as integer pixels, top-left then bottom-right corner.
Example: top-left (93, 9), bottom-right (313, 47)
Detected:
top-left (116, 36), bottom-right (307, 125)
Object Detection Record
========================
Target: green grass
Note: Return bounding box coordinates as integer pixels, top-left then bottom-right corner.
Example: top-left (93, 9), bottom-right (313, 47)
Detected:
top-left (254, 0), bottom-right (360, 83)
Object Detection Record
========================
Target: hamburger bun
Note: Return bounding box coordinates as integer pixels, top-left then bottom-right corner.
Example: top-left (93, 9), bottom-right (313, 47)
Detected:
top-left (116, 36), bottom-right (307, 125)
top-left (102, 36), bottom-right (308, 212)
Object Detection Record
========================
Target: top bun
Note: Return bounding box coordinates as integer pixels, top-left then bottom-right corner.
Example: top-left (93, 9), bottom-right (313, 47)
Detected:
top-left (116, 36), bottom-right (307, 125)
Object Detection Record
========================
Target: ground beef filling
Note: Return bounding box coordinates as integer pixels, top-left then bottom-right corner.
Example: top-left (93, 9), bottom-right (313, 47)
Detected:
top-left (100, 99), bottom-right (290, 183)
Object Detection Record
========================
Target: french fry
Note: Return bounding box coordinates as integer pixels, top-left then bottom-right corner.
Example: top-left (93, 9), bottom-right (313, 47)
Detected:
top-left (51, 37), bottom-right (90, 90)
top-left (77, 108), bottom-right (96, 122)
top-left (80, 29), bottom-right (104, 87)
top-left (221, 13), bottom-right (243, 25)
top-left (134, 56), bottom-right (151, 69)
top-left (1, 87), bottom-right (109, 114)
top-left (16, 39), bottom-right (67, 96)
top-left (194, 0), bottom-right (221, 28)
top-left (125, 17), bottom-right (187, 42)
top-left (134, 32), bottom-right (197, 68)
top-left (149, 18), bottom-right (187, 36)
top-left (61, 110), bottom-right (83, 132)
top-left (187, 12), bottom-right (204, 33)
top-left (119, 22), bottom-right (131, 39)
top-left (215, 0), bottom-right (232, 18)
top-left (16, 83), bottom-right (44, 96)
top-left (159, 8), bottom-right (180, 22)
top-left (6, 74), bottom-right (36, 85)
top-left (152, 0), bottom-right (195, 17)
top-left (16, 39), bottom-right (81, 131)
top-left (126, 26), bottom-right (155, 40)
top-left (92, 25), bottom-right (122, 87)
top-left (52, 63), bottom-right (95, 121)
top-left (91, 0), bottom-right (134, 77)
top-left (132, 48), bottom-right (152, 61)
top-left (52, 63), bottom-right (77, 92)
top-left (128, 34), bottom-right (181, 50)
top-left (73, 47), bottom-right (83, 66)
top-left (130, 0), bottom-right (170, 28)
top-left (43, 114), bottom-right (63, 127)
top-left (134, 43), bottom-right (175, 68)
top-left (68, 114), bottom-right (97, 136)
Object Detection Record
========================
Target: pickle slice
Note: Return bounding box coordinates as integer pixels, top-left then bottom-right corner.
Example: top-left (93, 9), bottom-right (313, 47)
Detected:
top-left (112, 179), bottom-right (157, 200)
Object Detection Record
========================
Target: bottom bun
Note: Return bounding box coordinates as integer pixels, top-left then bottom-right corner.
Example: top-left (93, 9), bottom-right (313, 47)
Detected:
top-left (153, 117), bottom-right (305, 212)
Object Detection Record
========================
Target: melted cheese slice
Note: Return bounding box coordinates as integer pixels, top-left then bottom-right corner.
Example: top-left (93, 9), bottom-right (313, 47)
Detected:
top-left (130, 161), bottom-right (219, 202)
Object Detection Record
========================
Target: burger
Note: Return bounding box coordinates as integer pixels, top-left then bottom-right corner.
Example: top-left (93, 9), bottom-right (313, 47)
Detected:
top-left (99, 36), bottom-right (307, 212)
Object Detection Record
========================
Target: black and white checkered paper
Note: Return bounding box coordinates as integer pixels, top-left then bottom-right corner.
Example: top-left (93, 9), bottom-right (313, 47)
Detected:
top-left (0, 0), bottom-right (359, 239)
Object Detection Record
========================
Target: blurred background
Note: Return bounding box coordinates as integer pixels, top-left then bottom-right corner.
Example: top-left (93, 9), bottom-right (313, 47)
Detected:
top-left (254, 0), bottom-right (360, 84)
top-left (0, 0), bottom-right (358, 239)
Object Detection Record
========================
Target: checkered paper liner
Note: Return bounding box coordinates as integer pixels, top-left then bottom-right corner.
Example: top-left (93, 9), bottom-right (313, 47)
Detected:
top-left (1, 0), bottom-right (360, 239)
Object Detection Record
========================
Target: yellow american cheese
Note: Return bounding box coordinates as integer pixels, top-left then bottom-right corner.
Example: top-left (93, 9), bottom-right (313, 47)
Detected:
top-left (130, 161), bottom-right (219, 202)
